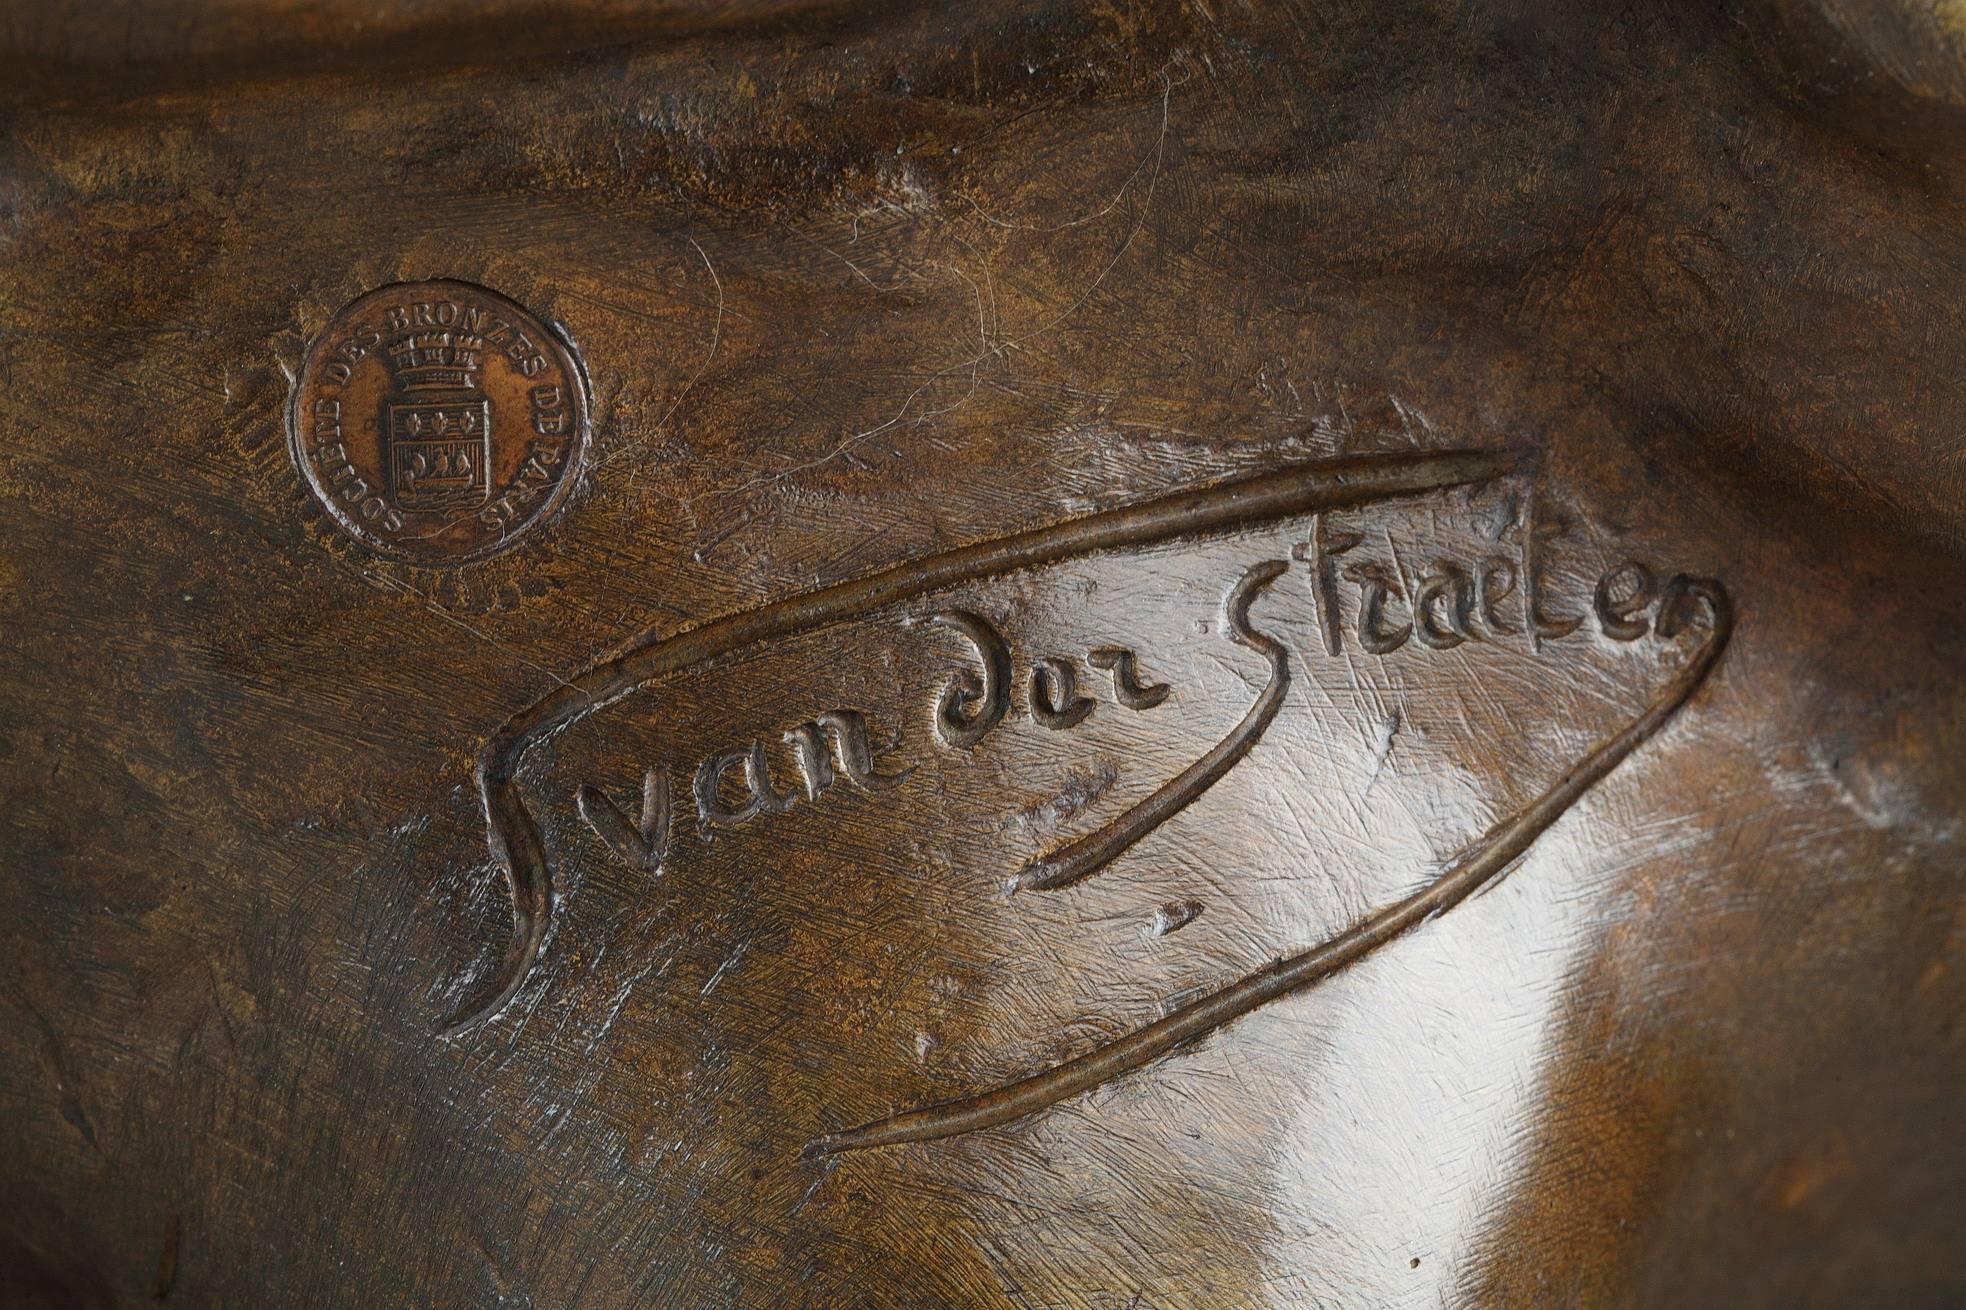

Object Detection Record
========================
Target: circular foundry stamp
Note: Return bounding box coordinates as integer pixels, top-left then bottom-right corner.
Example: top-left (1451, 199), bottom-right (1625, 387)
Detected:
top-left (289, 279), bottom-right (590, 564)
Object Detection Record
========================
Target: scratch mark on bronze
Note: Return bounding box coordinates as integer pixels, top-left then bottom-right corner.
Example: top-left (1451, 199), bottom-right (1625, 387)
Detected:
top-left (803, 576), bottom-right (1731, 1155)
top-left (702, 255), bottom-right (993, 505)
top-left (1013, 558), bottom-right (1292, 893)
top-left (151, 1213), bottom-right (181, 1301)
top-left (9, 978), bottom-right (98, 1150)
top-left (440, 446), bottom-right (1518, 1036)
top-left (1148, 899), bottom-right (1204, 937)
top-left (994, 66), bottom-right (1181, 352)
top-left (706, 66), bottom-right (1187, 509)
top-left (589, 235), bottom-right (724, 483)
top-left (701, 943), bottom-right (750, 997)
top-left (1004, 764), bottom-right (1119, 839)
top-left (961, 74), bottom-right (1168, 235)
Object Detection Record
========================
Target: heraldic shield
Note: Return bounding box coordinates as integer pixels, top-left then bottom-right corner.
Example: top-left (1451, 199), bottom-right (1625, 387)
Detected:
top-left (383, 328), bottom-right (493, 511)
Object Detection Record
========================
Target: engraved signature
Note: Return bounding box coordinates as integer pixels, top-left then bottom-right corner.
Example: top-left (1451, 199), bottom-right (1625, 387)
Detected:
top-left (804, 569), bottom-right (1729, 1155)
top-left (438, 447), bottom-right (1731, 1158)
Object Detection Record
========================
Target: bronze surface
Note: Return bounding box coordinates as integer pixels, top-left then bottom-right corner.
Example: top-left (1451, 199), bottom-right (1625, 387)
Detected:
top-left (291, 279), bottom-right (591, 563)
top-left (3, 1), bottom-right (1964, 1307)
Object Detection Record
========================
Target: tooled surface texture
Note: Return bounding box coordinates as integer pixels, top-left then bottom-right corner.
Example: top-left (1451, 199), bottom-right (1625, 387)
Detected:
top-left (2, 2), bottom-right (1964, 1306)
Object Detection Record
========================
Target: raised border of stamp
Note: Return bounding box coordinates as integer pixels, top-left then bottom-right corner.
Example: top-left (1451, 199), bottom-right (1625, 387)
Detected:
top-left (285, 277), bottom-right (595, 565)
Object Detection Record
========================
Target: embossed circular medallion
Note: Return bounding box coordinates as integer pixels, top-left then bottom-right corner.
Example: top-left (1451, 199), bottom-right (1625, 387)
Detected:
top-left (289, 279), bottom-right (589, 563)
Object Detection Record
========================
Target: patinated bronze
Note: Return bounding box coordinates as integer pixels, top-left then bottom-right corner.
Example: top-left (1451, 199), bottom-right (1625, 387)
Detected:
top-left (292, 279), bottom-right (591, 564)
top-left (3, 1), bottom-right (1963, 1305)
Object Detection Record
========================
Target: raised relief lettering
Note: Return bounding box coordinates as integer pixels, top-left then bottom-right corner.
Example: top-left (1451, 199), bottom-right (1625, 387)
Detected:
top-left (582, 709), bottom-right (906, 869)
top-left (576, 768), bottom-right (672, 875)
top-left (1347, 558), bottom-right (1412, 654)
top-left (1087, 646), bottom-right (1170, 710)
top-left (1522, 503), bottom-right (1582, 646)
top-left (937, 629), bottom-right (1174, 742)
top-left (436, 446), bottom-right (1734, 1165)
top-left (693, 741), bottom-right (798, 832)
top-left (1029, 658), bottom-right (1094, 730)
top-left (1595, 560), bottom-right (1657, 640)
top-left (1476, 556), bottom-right (1519, 635)
top-left (784, 709), bottom-right (910, 798)
top-left (1014, 559), bottom-right (1291, 893)
top-left (1412, 562), bottom-right (1474, 649)
top-left (450, 452), bottom-right (1518, 1038)
top-left (931, 610), bottom-right (1011, 749)
top-left (1289, 499), bottom-right (1677, 660)
top-left (1293, 511), bottom-right (1363, 655)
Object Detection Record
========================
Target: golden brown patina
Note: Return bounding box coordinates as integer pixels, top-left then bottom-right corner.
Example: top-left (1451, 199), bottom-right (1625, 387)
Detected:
top-left (2, 2), bottom-right (1964, 1306)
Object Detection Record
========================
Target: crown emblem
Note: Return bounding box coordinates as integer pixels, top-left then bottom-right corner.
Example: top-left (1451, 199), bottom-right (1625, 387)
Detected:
top-left (384, 330), bottom-right (484, 391)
